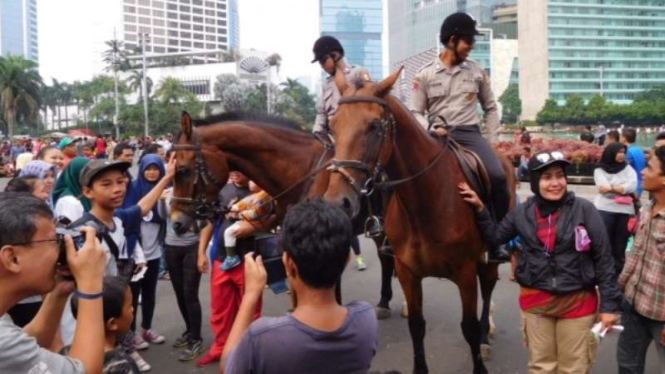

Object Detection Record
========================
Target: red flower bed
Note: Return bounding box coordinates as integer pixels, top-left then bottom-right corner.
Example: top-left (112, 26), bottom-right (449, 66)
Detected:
top-left (497, 138), bottom-right (604, 164)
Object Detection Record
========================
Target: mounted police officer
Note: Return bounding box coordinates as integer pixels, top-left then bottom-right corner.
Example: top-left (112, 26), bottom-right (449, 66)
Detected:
top-left (312, 35), bottom-right (372, 134)
top-left (410, 12), bottom-right (510, 262)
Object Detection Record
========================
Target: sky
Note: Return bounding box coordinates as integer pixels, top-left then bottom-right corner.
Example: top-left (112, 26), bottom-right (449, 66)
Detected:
top-left (238, 0), bottom-right (321, 87)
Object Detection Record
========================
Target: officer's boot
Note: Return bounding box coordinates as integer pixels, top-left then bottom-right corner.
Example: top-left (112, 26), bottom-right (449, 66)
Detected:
top-left (488, 244), bottom-right (511, 263)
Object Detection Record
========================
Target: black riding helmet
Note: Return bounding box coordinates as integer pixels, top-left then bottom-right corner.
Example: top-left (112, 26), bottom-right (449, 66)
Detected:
top-left (311, 35), bottom-right (344, 63)
top-left (528, 151), bottom-right (572, 198)
top-left (439, 12), bottom-right (482, 45)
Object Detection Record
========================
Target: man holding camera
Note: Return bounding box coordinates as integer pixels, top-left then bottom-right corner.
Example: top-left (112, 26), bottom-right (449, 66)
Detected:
top-left (0, 192), bottom-right (107, 374)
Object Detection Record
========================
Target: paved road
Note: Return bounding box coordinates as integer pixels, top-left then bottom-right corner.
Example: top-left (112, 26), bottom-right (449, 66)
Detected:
top-left (0, 176), bottom-right (658, 373)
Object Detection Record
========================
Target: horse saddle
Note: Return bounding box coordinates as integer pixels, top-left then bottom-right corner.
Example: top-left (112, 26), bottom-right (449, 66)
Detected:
top-left (447, 139), bottom-right (492, 206)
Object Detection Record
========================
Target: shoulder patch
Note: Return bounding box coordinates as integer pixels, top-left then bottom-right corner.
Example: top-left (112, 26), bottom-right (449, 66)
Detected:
top-left (417, 59), bottom-right (436, 74)
top-left (412, 79), bottom-right (420, 92)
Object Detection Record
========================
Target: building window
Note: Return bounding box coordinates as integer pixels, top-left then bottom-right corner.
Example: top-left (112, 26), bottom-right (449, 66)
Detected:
top-left (181, 22), bottom-right (192, 29)
top-left (181, 32), bottom-right (192, 38)
top-left (205, 1), bottom-right (214, 7)
top-left (205, 9), bottom-right (215, 16)
top-left (217, 11), bottom-right (226, 18)
top-left (169, 39), bottom-right (178, 46)
top-left (153, 1), bottom-right (164, 8)
top-left (139, 17), bottom-right (151, 25)
top-left (124, 5), bottom-right (136, 13)
top-left (219, 3), bottom-right (226, 10)
top-left (153, 27), bottom-right (165, 34)
top-left (167, 3), bottom-right (177, 10)
top-left (192, 0), bottom-right (203, 5)
top-left (206, 35), bottom-right (215, 41)
top-left (181, 40), bottom-right (191, 47)
top-left (167, 12), bottom-right (177, 19)
top-left (194, 42), bottom-right (204, 48)
top-left (125, 24), bottom-right (137, 31)
top-left (206, 43), bottom-right (215, 49)
top-left (138, 7), bottom-right (151, 15)
top-left (205, 26), bottom-right (215, 33)
top-left (154, 19), bottom-right (165, 27)
top-left (154, 37), bottom-right (165, 44)
top-left (217, 19), bottom-right (226, 26)
top-left (180, 14), bottom-right (191, 21)
top-left (124, 15), bottom-right (136, 22)
top-left (193, 7), bottom-right (203, 14)
top-left (153, 10), bottom-right (164, 17)
top-left (194, 33), bottom-right (203, 40)
top-left (179, 0), bottom-right (190, 3)
top-left (193, 16), bottom-right (203, 23)
top-left (138, 0), bottom-right (150, 5)
top-left (207, 18), bottom-right (216, 25)
top-left (154, 46), bottom-right (165, 53)
top-left (180, 5), bottom-right (190, 12)
top-left (217, 28), bottom-right (226, 35)
top-left (218, 36), bottom-right (227, 42)
top-left (125, 33), bottom-right (137, 41)
top-left (168, 29), bottom-right (178, 37)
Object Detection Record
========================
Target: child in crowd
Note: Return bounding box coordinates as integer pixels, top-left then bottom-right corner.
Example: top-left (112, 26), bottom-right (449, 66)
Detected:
top-left (220, 181), bottom-right (273, 271)
top-left (70, 276), bottom-right (141, 374)
top-left (83, 143), bottom-right (96, 160)
top-left (4, 175), bottom-right (48, 202)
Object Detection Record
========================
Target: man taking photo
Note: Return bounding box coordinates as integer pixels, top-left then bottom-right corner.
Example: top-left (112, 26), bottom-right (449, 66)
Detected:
top-left (0, 192), bottom-right (107, 374)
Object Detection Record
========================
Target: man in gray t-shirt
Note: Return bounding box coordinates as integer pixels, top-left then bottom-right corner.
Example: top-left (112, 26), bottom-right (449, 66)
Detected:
top-left (221, 199), bottom-right (378, 374)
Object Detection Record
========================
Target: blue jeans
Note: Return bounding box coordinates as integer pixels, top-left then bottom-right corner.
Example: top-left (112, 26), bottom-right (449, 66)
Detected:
top-left (617, 301), bottom-right (665, 374)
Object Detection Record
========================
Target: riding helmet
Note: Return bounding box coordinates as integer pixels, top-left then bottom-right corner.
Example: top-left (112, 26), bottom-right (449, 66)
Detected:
top-left (311, 35), bottom-right (344, 63)
top-left (439, 12), bottom-right (482, 44)
top-left (528, 151), bottom-right (572, 173)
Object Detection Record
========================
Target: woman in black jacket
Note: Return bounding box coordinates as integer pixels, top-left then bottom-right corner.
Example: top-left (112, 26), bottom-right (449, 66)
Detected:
top-left (459, 151), bottom-right (622, 374)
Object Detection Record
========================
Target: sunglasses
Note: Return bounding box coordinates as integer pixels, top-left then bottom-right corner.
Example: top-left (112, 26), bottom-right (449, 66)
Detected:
top-left (317, 54), bottom-right (331, 65)
top-left (536, 151), bottom-right (566, 163)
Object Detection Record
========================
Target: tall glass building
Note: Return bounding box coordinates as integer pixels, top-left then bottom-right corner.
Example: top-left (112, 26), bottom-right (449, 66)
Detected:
top-left (319, 0), bottom-right (383, 80)
top-left (0, 0), bottom-right (38, 62)
top-left (520, 0), bottom-right (665, 120)
top-left (228, 0), bottom-right (239, 50)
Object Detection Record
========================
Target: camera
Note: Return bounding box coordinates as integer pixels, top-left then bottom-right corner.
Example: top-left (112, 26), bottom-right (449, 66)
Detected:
top-left (55, 227), bottom-right (86, 267)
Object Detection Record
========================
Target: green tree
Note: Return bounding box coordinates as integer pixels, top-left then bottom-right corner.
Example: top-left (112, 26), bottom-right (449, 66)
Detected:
top-left (498, 83), bottom-right (521, 124)
top-left (126, 70), bottom-right (153, 103)
top-left (103, 38), bottom-right (127, 138)
top-left (536, 99), bottom-right (561, 124)
top-left (213, 74), bottom-right (240, 100)
top-left (281, 78), bottom-right (317, 127)
top-left (0, 55), bottom-right (42, 137)
top-left (635, 84), bottom-right (665, 103)
top-left (154, 77), bottom-right (195, 104)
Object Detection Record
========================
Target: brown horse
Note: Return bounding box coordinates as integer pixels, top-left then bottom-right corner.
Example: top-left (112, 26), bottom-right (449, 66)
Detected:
top-left (169, 111), bottom-right (398, 316)
top-left (321, 69), bottom-right (516, 374)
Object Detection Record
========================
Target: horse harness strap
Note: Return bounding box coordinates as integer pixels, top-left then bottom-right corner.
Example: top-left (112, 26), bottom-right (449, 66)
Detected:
top-left (329, 96), bottom-right (394, 196)
top-left (171, 134), bottom-right (227, 219)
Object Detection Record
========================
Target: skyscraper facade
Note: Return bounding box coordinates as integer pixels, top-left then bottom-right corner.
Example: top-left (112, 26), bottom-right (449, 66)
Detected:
top-left (122, 0), bottom-right (237, 55)
top-left (520, 0), bottom-right (665, 120)
top-left (0, 0), bottom-right (38, 62)
top-left (319, 0), bottom-right (383, 80)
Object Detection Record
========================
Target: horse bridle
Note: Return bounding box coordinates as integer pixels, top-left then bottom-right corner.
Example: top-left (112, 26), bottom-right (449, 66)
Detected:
top-left (171, 132), bottom-right (227, 220)
top-left (327, 96), bottom-right (395, 197)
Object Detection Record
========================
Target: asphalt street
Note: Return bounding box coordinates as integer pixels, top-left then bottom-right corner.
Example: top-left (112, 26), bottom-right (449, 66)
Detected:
top-left (0, 175), bottom-right (659, 374)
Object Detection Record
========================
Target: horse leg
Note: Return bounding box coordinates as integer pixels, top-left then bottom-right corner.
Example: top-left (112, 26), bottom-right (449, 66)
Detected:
top-left (457, 264), bottom-right (488, 374)
top-left (395, 259), bottom-right (428, 374)
top-left (477, 262), bottom-right (499, 362)
top-left (374, 236), bottom-right (394, 320)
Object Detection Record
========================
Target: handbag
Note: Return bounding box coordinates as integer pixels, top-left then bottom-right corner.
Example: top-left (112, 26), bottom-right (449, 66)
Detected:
top-left (575, 225), bottom-right (591, 252)
top-left (613, 195), bottom-right (634, 205)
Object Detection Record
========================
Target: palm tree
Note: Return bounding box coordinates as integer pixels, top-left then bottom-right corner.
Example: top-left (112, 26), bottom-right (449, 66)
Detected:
top-left (0, 55), bottom-right (42, 137)
top-left (51, 79), bottom-right (65, 129)
top-left (103, 38), bottom-right (127, 138)
top-left (126, 70), bottom-right (153, 103)
top-left (154, 77), bottom-right (192, 104)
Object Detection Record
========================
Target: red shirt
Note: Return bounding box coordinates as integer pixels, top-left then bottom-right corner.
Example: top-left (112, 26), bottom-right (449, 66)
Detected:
top-left (95, 138), bottom-right (107, 154)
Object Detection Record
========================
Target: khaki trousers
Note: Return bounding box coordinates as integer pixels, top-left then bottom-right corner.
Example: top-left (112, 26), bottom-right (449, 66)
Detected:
top-left (522, 312), bottom-right (598, 374)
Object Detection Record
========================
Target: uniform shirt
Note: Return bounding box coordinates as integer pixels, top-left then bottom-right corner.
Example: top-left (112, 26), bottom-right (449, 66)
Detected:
top-left (409, 58), bottom-right (500, 141)
top-left (619, 200), bottom-right (665, 321)
top-left (314, 64), bottom-right (372, 133)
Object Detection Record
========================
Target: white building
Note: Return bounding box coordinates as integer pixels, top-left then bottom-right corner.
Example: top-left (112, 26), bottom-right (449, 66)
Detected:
top-left (39, 0), bottom-right (239, 83)
top-left (0, 0), bottom-right (38, 62)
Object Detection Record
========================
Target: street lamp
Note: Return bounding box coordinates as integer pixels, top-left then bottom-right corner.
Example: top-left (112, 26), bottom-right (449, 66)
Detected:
top-left (139, 32), bottom-right (150, 138)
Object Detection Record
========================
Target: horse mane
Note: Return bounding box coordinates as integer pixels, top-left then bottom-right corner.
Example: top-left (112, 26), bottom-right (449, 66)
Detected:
top-left (193, 112), bottom-right (307, 133)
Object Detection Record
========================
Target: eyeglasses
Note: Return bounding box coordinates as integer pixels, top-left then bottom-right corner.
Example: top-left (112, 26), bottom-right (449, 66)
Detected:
top-left (8, 238), bottom-right (60, 248)
top-left (536, 151), bottom-right (565, 163)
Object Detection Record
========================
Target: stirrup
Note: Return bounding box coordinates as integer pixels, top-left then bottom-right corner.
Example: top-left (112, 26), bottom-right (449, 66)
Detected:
top-left (364, 215), bottom-right (384, 238)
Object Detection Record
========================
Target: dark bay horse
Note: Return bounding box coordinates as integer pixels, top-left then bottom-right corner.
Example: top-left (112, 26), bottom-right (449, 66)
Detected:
top-left (321, 69), bottom-right (517, 374)
top-left (169, 111), bottom-right (397, 316)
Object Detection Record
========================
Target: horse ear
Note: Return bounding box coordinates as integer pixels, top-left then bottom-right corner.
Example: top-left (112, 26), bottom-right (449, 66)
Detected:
top-left (376, 66), bottom-right (403, 97)
top-left (334, 67), bottom-right (348, 93)
top-left (181, 111), bottom-right (193, 139)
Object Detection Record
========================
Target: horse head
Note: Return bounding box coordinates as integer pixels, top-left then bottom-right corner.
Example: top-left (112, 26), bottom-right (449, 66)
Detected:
top-left (170, 111), bottom-right (229, 234)
top-left (323, 67), bottom-right (402, 218)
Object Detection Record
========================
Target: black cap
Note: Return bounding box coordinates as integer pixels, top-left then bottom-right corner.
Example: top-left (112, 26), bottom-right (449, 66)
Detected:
top-left (527, 151), bottom-right (572, 173)
top-left (79, 159), bottom-right (131, 188)
top-left (311, 36), bottom-right (344, 63)
top-left (440, 12), bottom-right (482, 43)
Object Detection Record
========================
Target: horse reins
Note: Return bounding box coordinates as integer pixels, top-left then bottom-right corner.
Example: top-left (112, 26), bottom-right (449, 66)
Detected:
top-left (330, 96), bottom-right (448, 195)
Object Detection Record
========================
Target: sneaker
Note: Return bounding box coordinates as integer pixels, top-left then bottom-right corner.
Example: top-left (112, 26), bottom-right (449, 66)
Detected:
top-left (220, 255), bottom-right (241, 271)
top-left (355, 256), bottom-right (367, 271)
top-left (179, 339), bottom-right (203, 361)
top-left (173, 332), bottom-right (191, 348)
top-left (142, 329), bottom-right (165, 344)
top-left (129, 351), bottom-right (152, 372)
top-left (158, 271), bottom-right (170, 280)
top-left (196, 353), bottom-right (220, 367)
top-left (132, 334), bottom-right (149, 351)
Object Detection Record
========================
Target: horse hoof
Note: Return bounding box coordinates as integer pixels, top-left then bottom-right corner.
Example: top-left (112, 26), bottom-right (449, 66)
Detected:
top-left (480, 343), bottom-right (492, 362)
top-left (376, 307), bottom-right (391, 320)
top-left (401, 301), bottom-right (409, 318)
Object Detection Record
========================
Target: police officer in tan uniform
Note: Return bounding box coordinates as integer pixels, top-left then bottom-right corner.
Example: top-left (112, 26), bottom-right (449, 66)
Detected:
top-left (411, 12), bottom-right (509, 261)
top-left (312, 36), bottom-right (372, 134)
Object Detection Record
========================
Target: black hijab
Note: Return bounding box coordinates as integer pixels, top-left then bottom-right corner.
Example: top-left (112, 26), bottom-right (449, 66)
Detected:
top-left (598, 142), bottom-right (628, 174)
top-left (530, 164), bottom-right (570, 217)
